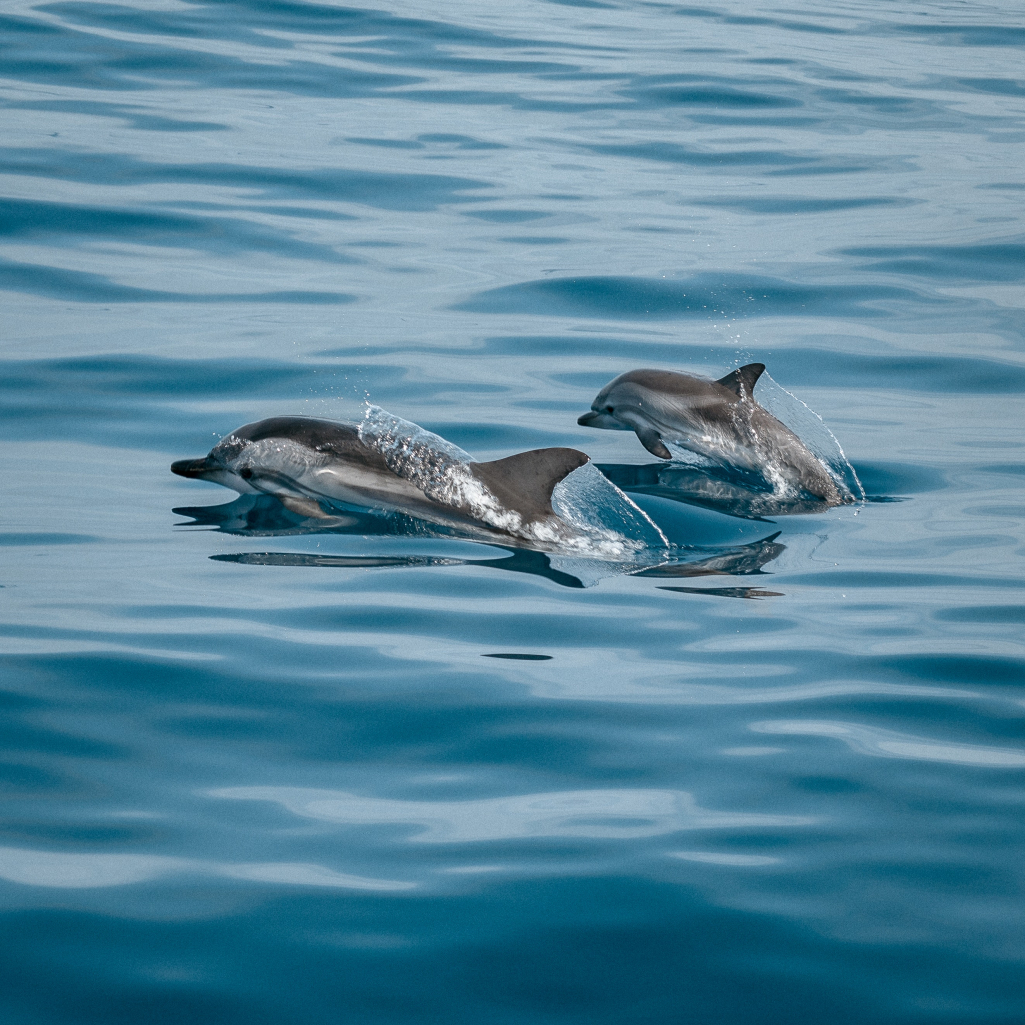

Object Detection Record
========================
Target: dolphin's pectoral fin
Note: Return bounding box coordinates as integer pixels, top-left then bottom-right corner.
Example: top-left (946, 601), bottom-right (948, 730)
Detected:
top-left (634, 427), bottom-right (673, 460)
top-left (243, 473), bottom-right (329, 518)
top-left (469, 448), bottom-right (590, 522)
top-left (278, 495), bottom-right (333, 520)
top-left (716, 363), bottom-right (765, 399)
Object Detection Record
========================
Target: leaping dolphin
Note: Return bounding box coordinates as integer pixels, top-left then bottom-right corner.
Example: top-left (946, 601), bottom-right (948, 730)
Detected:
top-left (172, 414), bottom-right (590, 545)
top-left (577, 363), bottom-right (843, 504)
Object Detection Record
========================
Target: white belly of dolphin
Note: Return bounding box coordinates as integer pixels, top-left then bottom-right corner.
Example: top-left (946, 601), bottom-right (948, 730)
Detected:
top-left (243, 446), bottom-right (478, 528)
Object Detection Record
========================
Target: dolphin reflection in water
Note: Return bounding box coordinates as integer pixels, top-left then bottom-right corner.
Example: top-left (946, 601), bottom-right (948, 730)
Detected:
top-left (174, 493), bottom-right (786, 595)
top-left (597, 462), bottom-right (837, 520)
top-left (578, 363), bottom-right (851, 508)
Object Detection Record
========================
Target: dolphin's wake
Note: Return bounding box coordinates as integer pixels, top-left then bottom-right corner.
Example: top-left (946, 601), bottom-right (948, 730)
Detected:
top-left (358, 406), bottom-right (667, 561)
top-left (742, 372), bottom-right (864, 502)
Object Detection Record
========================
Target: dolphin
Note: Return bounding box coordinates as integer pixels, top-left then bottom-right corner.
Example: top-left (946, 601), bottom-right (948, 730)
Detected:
top-left (171, 415), bottom-right (590, 544)
top-left (577, 363), bottom-right (842, 504)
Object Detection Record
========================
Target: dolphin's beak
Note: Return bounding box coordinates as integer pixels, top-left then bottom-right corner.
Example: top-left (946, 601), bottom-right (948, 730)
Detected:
top-left (171, 457), bottom-right (215, 479)
top-left (577, 410), bottom-right (629, 430)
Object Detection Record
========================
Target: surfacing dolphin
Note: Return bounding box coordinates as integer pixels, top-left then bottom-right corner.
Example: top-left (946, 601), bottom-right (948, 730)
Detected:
top-left (171, 413), bottom-right (591, 546)
top-left (577, 363), bottom-right (843, 505)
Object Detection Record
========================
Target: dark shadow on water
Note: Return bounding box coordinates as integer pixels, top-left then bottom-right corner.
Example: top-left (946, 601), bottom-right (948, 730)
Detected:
top-left (211, 547), bottom-right (591, 590)
top-left (852, 460), bottom-right (945, 496)
top-left (175, 495), bottom-right (787, 592)
top-left (482, 653), bottom-right (554, 660)
top-left (657, 585), bottom-right (784, 600)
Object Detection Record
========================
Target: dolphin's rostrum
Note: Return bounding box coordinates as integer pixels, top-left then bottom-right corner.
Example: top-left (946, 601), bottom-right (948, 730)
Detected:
top-left (172, 413), bottom-right (591, 545)
top-left (578, 363), bottom-right (843, 504)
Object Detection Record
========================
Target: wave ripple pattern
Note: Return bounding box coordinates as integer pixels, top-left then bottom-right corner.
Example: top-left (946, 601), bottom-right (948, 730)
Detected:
top-left (2, 1), bottom-right (1025, 1024)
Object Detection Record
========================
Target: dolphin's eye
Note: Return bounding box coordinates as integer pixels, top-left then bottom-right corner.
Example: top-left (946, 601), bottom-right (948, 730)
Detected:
top-left (239, 467), bottom-right (253, 480)
top-left (605, 405), bottom-right (614, 413)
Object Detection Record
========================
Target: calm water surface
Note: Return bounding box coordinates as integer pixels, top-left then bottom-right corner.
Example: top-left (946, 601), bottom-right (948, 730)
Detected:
top-left (3, 1), bottom-right (1025, 1022)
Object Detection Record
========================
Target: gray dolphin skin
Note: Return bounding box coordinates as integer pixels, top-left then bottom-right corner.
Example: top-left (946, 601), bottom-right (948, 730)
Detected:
top-left (577, 364), bottom-right (842, 504)
top-left (172, 416), bottom-right (590, 541)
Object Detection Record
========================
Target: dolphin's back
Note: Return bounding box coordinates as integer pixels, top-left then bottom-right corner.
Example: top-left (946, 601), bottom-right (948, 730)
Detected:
top-left (613, 369), bottom-right (743, 425)
top-left (231, 416), bottom-right (388, 469)
top-left (615, 364), bottom-right (765, 402)
top-left (616, 368), bottom-right (729, 399)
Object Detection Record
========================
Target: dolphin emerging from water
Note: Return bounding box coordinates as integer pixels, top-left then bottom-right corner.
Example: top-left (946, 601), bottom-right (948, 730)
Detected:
top-left (577, 363), bottom-right (843, 504)
top-left (172, 415), bottom-right (590, 544)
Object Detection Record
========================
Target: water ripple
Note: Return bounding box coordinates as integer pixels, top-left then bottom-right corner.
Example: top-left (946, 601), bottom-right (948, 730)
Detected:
top-left (208, 786), bottom-right (814, 841)
top-left (0, 846), bottom-right (412, 891)
top-left (751, 720), bottom-right (1025, 767)
top-left (4, 0), bottom-right (1025, 1018)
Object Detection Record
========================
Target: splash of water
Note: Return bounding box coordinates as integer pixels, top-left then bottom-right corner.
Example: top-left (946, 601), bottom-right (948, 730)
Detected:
top-left (552, 462), bottom-right (669, 562)
top-left (358, 406), bottom-right (667, 560)
top-left (654, 370), bottom-right (862, 505)
top-left (755, 374), bottom-right (865, 501)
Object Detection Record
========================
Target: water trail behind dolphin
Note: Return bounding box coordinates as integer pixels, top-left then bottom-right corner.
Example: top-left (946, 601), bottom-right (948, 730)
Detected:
top-left (358, 405), bottom-right (668, 565)
top-left (753, 374), bottom-right (865, 501)
top-left (651, 373), bottom-right (862, 506)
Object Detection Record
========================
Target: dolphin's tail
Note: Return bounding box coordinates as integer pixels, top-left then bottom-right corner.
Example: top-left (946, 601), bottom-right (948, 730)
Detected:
top-left (469, 448), bottom-right (589, 523)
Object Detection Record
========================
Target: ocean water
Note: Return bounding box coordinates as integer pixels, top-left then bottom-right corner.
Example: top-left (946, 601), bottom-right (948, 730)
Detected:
top-left (2, 0), bottom-right (1025, 1021)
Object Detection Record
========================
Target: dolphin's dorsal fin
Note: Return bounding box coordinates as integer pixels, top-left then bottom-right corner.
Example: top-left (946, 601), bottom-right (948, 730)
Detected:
top-left (716, 363), bottom-right (765, 398)
top-left (469, 448), bottom-right (590, 522)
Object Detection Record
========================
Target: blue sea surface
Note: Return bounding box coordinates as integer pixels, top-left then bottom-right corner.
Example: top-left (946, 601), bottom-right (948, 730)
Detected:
top-left (3, 0), bottom-right (1025, 1021)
